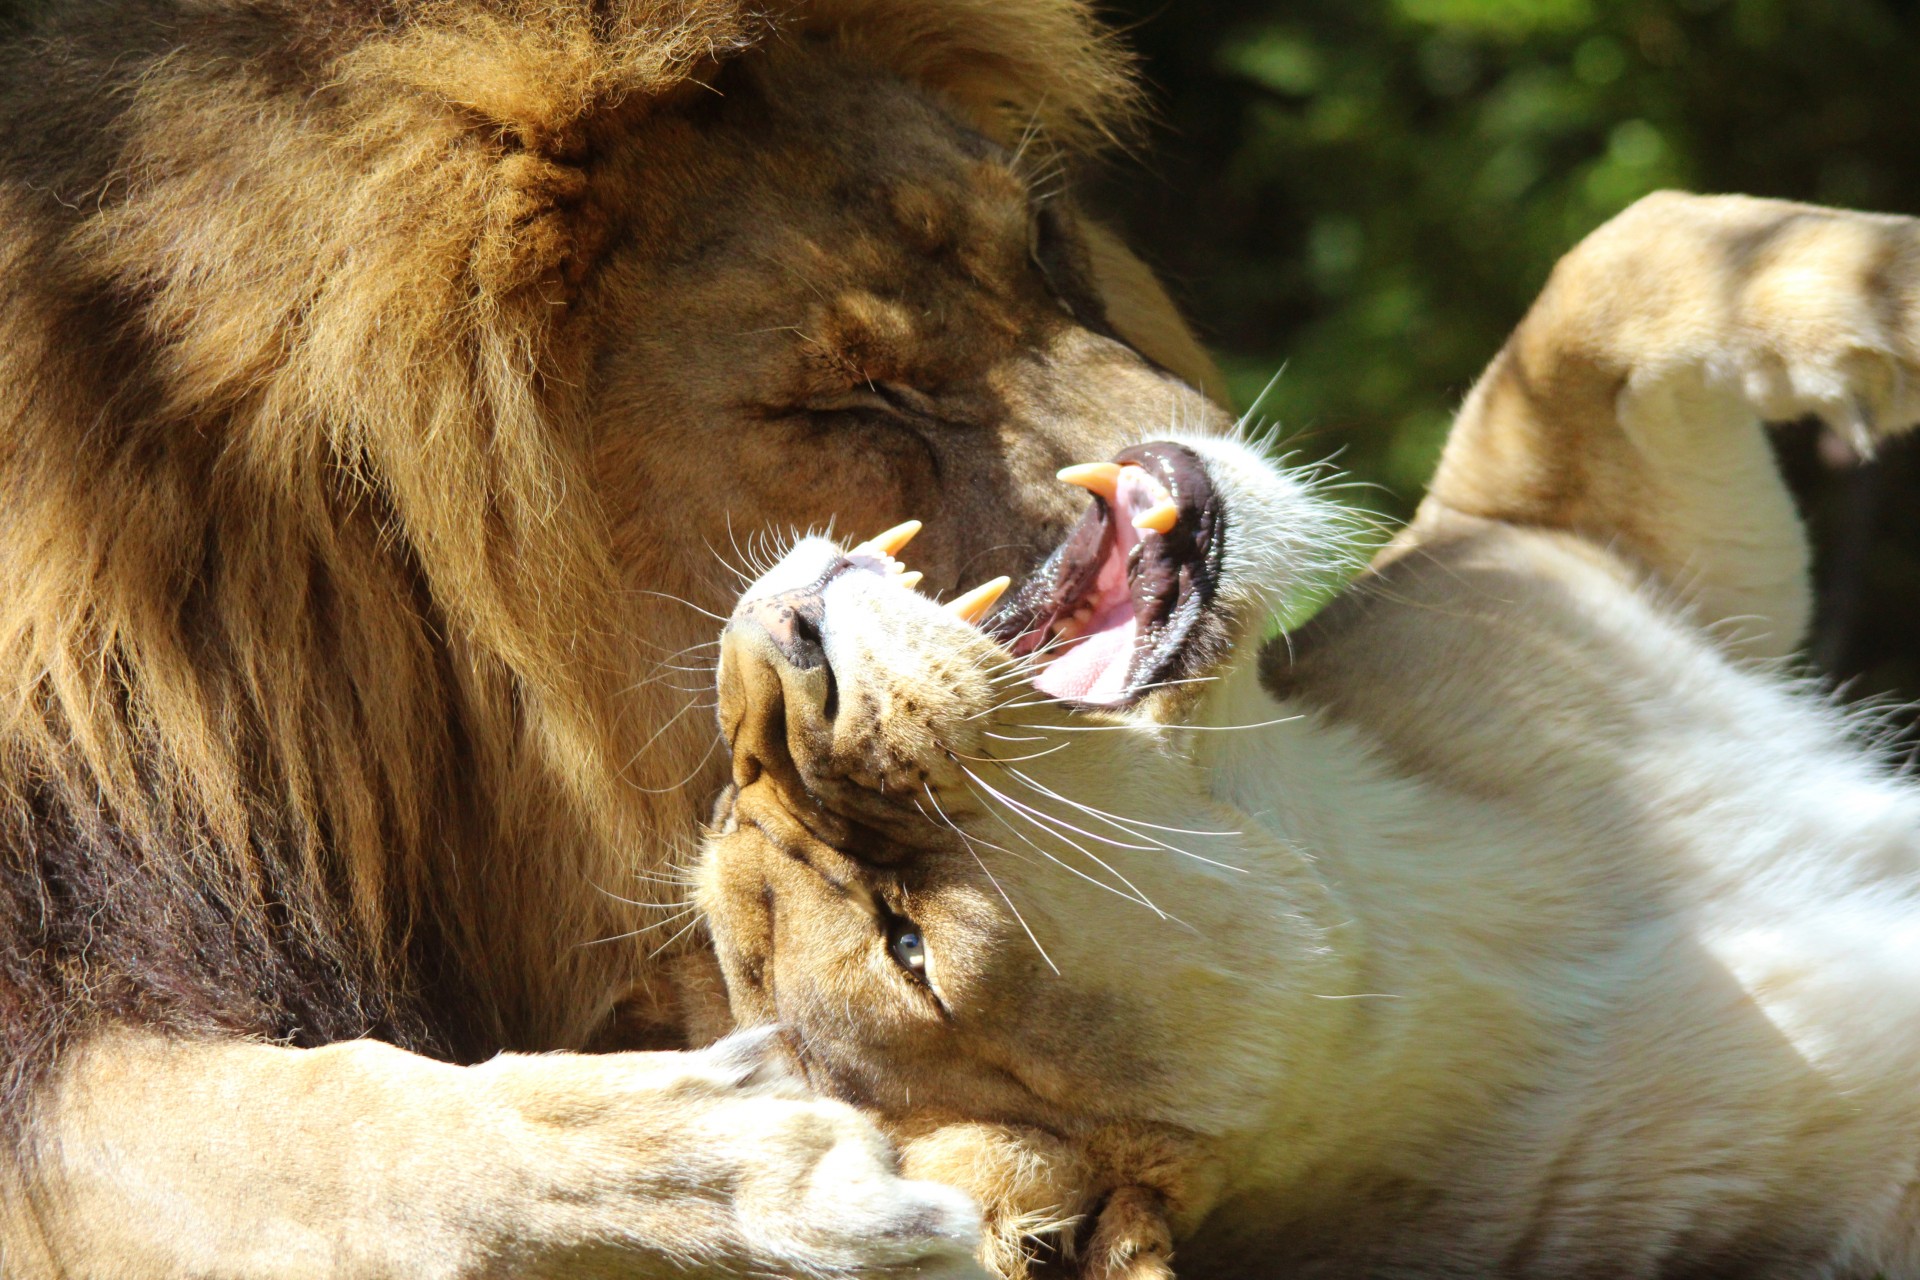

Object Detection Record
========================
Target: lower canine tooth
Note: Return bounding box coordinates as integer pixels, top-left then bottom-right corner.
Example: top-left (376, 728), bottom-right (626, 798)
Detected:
top-left (897, 571), bottom-right (924, 591)
top-left (946, 576), bottom-right (1011, 624)
top-left (1132, 499), bottom-right (1179, 534)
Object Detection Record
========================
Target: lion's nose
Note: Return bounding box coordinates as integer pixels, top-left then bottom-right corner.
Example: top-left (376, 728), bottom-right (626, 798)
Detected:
top-left (738, 587), bottom-right (828, 671)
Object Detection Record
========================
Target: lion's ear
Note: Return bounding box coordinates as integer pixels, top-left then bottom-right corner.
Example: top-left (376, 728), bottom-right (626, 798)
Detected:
top-left (1080, 221), bottom-right (1228, 404)
top-left (802, 0), bottom-right (1140, 151)
top-left (353, 3), bottom-right (761, 295)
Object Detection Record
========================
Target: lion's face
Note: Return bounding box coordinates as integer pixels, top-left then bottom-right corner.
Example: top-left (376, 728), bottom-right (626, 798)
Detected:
top-left (583, 50), bottom-right (1225, 633)
top-left (696, 437), bottom-right (1352, 1256)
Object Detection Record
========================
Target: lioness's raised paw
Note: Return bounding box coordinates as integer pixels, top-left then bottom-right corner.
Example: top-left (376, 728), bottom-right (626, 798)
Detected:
top-left (1424, 191), bottom-right (1920, 657)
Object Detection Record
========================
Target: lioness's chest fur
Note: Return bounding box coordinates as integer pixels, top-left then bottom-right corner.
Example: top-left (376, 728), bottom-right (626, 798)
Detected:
top-left (1186, 516), bottom-right (1920, 1273)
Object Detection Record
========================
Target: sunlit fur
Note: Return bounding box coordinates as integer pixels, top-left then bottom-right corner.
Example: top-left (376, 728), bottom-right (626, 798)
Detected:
top-left (701, 194), bottom-right (1920, 1279)
top-left (0, 0), bottom-right (1237, 1269)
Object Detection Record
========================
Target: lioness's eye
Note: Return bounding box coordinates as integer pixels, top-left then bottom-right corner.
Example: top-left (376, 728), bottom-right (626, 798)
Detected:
top-left (887, 918), bottom-right (929, 980)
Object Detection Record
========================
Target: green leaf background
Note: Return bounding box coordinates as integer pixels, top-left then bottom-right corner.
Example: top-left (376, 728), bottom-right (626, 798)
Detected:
top-left (1094, 0), bottom-right (1920, 717)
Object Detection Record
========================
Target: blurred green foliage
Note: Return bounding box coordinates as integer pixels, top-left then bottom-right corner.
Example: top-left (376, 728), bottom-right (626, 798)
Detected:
top-left (1093, 0), bottom-right (1920, 708)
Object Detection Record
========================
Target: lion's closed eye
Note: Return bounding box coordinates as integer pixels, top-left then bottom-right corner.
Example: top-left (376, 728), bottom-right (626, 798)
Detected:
top-left (791, 385), bottom-right (971, 456)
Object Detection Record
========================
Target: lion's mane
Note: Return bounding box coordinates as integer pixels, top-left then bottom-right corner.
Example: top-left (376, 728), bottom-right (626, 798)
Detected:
top-left (0, 0), bottom-right (1134, 1119)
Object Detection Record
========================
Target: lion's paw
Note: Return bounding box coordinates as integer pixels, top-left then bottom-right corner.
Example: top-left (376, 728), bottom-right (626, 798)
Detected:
top-left (475, 1029), bottom-right (986, 1277)
top-left (706, 1031), bottom-right (985, 1276)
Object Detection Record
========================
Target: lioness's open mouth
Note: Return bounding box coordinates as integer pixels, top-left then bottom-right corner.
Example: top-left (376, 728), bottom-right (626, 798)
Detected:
top-left (989, 441), bottom-right (1225, 706)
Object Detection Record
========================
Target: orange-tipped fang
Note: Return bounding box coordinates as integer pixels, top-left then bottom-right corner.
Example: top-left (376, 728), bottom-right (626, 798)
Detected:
top-left (857, 519), bottom-right (922, 558)
top-left (1132, 499), bottom-right (1179, 535)
top-left (897, 571), bottom-right (924, 591)
top-left (946, 576), bottom-right (1011, 624)
top-left (1056, 462), bottom-right (1124, 502)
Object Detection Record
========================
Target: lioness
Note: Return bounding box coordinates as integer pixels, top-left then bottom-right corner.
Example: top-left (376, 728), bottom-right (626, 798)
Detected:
top-left (700, 192), bottom-right (1920, 1279)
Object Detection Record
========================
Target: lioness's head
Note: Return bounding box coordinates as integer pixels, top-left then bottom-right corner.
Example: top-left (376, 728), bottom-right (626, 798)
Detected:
top-left (698, 438), bottom-right (1355, 1275)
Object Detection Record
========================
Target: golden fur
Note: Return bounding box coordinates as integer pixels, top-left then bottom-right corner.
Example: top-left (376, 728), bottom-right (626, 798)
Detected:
top-left (0, 0), bottom-right (1230, 1273)
top-left (701, 194), bottom-right (1920, 1279)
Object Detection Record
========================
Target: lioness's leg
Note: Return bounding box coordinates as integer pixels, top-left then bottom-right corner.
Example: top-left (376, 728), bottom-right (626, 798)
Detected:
top-left (1415, 191), bottom-right (1920, 657)
top-left (9, 1027), bottom-right (984, 1280)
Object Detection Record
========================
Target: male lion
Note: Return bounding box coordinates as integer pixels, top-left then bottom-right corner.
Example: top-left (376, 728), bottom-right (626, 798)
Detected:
top-left (0, 0), bottom-right (1230, 1274)
top-left (701, 193), bottom-right (1920, 1279)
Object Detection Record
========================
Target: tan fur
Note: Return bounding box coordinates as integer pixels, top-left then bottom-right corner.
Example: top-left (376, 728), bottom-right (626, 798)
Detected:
top-left (0, 0), bottom-right (1231, 1274)
top-left (700, 194), bottom-right (1920, 1278)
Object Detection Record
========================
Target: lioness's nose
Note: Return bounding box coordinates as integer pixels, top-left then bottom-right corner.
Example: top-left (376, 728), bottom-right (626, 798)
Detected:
top-left (738, 587), bottom-right (828, 671)
top-left (720, 583), bottom-right (836, 793)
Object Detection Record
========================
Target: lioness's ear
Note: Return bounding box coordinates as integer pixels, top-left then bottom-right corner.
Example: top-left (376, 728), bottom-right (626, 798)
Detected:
top-left (896, 1121), bottom-right (1095, 1279)
top-left (1083, 1186), bottom-right (1174, 1280)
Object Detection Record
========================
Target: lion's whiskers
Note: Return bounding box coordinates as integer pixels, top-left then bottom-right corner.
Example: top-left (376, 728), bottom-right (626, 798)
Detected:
top-left (965, 766), bottom-right (1159, 857)
top-left (647, 911), bottom-right (709, 959)
top-left (1000, 766), bottom-right (1242, 842)
top-left (630, 728), bottom-right (724, 796)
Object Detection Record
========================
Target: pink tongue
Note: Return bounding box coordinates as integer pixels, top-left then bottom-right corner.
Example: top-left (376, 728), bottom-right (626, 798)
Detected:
top-left (1030, 467), bottom-right (1161, 704)
top-left (1032, 611), bottom-right (1136, 703)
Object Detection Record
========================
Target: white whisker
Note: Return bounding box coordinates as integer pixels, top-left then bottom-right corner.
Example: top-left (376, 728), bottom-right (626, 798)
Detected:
top-left (579, 905), bottom-right (699, 947)
top-left (648, 910), bottom-right (709, 959)
top-left (971, 770), bottom-right (1159, 854)
top-left (958, 771), bottom-right (1160, 915)
top-left (1000, 766), bottom-right (1248, 873)
top-left (632, 588), bottom-right (731, 624)
top-left (960, 765), bottom-right (1172, 920)
top-left (956, 739), bottom-right (1075, 765)
top-left (919, 785), bottom-right (1058, 975)
top-left (1173, 715), bottom-right (1306, 733)
top-left (1003, 766), bottom-right (1243, 839)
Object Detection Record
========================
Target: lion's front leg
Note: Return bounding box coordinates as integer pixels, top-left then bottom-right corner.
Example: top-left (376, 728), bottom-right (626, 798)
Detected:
top-left (14, 1026), bottom-right (985, 1280)
top-left (1416, 191), bottom-right (1920, 658)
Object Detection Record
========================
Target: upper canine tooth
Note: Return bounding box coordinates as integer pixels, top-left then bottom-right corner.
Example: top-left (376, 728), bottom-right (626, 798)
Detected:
top-left (945, 576), bottom-right (1011, 624)
top-left (1056, 462), bottom-right (1124, 502)
top-left (1132, 499), bottom-right (1179, 535)
top-left (855, 519), bottom-right (922, 558)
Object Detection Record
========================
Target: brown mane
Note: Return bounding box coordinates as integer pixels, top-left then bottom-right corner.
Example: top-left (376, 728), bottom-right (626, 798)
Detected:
top-left (0, 0), bottom-right (1136, 1119)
